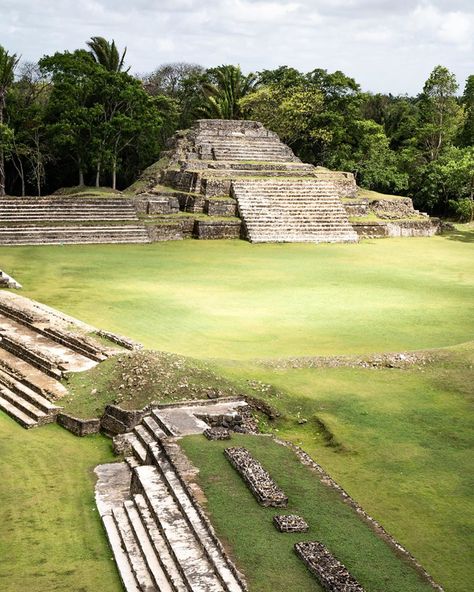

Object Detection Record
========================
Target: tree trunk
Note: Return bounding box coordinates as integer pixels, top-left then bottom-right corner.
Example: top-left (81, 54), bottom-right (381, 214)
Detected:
top-left (95, 160), bottom-right (101, 187)
top-left (78, 166), bottom-right (84, 186)
top-left (0, 98), bottom-right (5, 197)
top-left (112, 159), bottom-right (117, 190)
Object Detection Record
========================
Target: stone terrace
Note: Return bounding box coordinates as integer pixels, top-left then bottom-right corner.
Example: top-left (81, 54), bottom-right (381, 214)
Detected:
top-left (0, 291), bottom-right (119, 427)
top-left (0, 197), bottom-right (150, 245)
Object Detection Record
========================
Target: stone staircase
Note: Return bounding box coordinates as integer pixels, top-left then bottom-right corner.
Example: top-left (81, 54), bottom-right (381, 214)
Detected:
top-left (232, 179), bottom-right (358, 243)
top-left (0, 292), bottom-right (116, 428)
top-left (96, 401), bottom-right (248, 592)
top-left (0, 197), bottom-right (151, 245)
top-left (0, 226), bottom-right (150, 245)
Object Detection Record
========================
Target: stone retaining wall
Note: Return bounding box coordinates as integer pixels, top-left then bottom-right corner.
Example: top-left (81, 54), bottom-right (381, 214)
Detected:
top-left (193, 220), bottom-right (242, 240)
top-left (57, 413), bottom-right (100, 436)
top-left (224, 446), bottom-right (288, 507)
top-left (353, 219), bottom-right (439, 238)
top-left (100, 404), bottom-right (147, 435)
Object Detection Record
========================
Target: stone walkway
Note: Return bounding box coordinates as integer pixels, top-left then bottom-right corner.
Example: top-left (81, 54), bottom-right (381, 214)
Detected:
top-left (96, 401), bottom-right (248, 592)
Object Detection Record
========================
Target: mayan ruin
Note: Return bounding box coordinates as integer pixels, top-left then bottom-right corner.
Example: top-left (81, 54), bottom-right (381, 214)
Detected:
top-left (1, 5), bottom-right (473, 592)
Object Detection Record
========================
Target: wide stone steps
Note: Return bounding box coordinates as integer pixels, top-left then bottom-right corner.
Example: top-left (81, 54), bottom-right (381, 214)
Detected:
top-left (0, 226), bottom-right (150, 245)
top-left (147, 442), bottom-right (243, 592)
top-left (232, 179), bottom-right (358, 243)
top-left (133, 464), bottom-right (227, 592)
top-left (0, 366), bottom-right (60, 427)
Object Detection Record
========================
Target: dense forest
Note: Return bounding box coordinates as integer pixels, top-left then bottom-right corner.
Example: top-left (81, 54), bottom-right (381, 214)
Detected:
top-left (0, 37), bottom-right (473, 219)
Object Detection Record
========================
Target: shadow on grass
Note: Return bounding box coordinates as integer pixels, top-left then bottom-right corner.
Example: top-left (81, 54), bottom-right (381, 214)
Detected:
top-left (445, 228), bottom-right (474, 243)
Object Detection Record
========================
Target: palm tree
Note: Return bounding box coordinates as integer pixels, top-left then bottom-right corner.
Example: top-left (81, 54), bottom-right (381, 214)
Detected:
top-left (200, 65), bottom-right (257, 119)
top-left (0, 45), bottom-right (20, 196)
top-left (86, 36), bottom-right (128, 72)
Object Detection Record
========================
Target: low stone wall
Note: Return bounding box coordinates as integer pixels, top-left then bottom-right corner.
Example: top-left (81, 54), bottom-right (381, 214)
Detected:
top-left (146, 219), bottom-right (195, 241)
top-left (224, 446), bottom-right (288, 507)
top-left (370, 197), bottom-right (416, 219)
top-left (57, 413), bottom-right (100, 436)
top-left (353, 219), bottom-right (439, 238)
top-left (100, 404), bottom-right (147, 435)
top-left (343, 199), bottom-right (369, 217)
top-left (193, 220), bottom-right (242, 240)
top-left (273, 514), bottom-right (308, 533)
top-left (295, 541), bottom-right (365, 592)
top-left (204, 198), bottom-right (238, 217)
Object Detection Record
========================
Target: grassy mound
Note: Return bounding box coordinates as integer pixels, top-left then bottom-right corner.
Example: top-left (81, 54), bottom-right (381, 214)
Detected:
top-left (63, 350), bottom-right (248, 418)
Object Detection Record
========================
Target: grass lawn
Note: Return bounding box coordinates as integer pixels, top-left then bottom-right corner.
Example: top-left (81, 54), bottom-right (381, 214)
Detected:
top-left (216, 345), bottom-right (474, 592)
top-left (1, 232), bottom-right (473, 359)
top-left (181, 433), bottom-right (435, 592)
top-left (0, 231), bottom-right (472, 591)
top-left (0, 412), bottom-right (122, 592)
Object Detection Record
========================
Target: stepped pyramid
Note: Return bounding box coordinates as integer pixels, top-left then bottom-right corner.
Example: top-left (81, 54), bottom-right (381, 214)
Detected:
top-left (138, 119), bottom-right (358, 244)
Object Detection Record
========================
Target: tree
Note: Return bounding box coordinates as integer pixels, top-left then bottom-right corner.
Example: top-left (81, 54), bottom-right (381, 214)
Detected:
top-left (414, 146), bottom-right (474, 214)
top-left (199, 65), bottom-right (257, 119)
top-left (0, 45), bottom-right (20, 196)
top-left (417, 66), bottom-right (462, 161)
top-left (459, 75), bottom-right (474, 147)
top-left (87, 36), bottom-right (128, 72)
top-left (6, 62), bottom-right (51, 196)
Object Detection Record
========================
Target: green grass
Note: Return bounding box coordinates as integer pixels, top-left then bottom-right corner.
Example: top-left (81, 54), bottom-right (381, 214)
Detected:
top-left (1, 232), bottom-right (472, 591)
top-left (1, 231), bottom-right (473, 360)
top-left (181, 433), bottom-right (435, 592)
top-left (216, 346), bottom-right (474, 592)
top-left (0, 413), bottom-right (121, 592)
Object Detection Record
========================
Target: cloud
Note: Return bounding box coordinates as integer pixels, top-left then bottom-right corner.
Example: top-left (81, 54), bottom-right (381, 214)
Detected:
top-left (411, 2), bottom-right (474, 49)
top-left (0, 0), bottom-right (472, 94)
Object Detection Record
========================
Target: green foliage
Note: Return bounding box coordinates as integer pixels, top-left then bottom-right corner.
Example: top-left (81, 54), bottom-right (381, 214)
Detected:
top-left (459, 74), bottom-right (474, 147)
top-left (450, 197), bottom-right (474, 222)
top-left (414, 146), bottom-right (474, 212)
top-left (199, 64), bottom-right (257, 119)
top-left (86, 36), bottom-right (127, 72)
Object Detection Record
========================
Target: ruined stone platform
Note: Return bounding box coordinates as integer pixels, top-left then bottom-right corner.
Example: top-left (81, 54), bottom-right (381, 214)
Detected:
top-left (0, 291), bottom-right (121, 428)
top-left (132, 119), bottom-right (359, 243)
top-left (96, 398), bottom-right (249, 592)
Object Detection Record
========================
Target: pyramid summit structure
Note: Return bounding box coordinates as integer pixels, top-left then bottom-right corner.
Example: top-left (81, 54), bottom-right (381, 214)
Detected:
top-left (135, 119), bottom-right (359, 244)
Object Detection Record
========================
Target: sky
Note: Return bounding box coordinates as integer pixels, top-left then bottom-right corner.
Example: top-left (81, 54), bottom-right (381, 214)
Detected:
top-left (1, 0), bottom-right (473, 95)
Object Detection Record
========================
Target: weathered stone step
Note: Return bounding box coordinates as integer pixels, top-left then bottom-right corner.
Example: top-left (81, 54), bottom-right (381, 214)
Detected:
top-left (0, 368), bottom-right (59, 413)
top-left (133, 465), bottom-right (226, 592)
top-left (0, 384), bottom-right (53, 424)
top-left (0, 335), bottom-right (63, 379)
top-left (0, 346), bottom-right (67, 400)
top-left (0, 394), bottom-right (38, 428)
top-left (101, 513), bottom-right (141, 592)
top-left (112, 506), bottom-right (157, 592)
top-left (133, 494), bottom-right (189, 592)
top-left (123, 500), bottom-right (176, 592)
top-left (148, 442), bottom-right (244, 592)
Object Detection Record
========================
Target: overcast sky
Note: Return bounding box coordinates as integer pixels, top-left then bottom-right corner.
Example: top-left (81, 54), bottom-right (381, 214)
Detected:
top-left (1, 0), bottom-right (473, 94)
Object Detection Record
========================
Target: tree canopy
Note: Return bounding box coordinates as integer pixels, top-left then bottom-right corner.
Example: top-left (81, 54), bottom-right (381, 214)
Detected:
top-left (0, 40), bottom-right (471, 219)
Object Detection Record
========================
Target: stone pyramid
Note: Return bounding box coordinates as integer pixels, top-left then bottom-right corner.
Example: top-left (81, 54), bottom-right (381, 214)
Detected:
top-left (137, 119), bottom-right (359, 243)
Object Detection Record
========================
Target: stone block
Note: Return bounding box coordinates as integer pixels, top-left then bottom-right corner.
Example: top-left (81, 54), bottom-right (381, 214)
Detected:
top-left (273, 514), bottom-right (309, 533)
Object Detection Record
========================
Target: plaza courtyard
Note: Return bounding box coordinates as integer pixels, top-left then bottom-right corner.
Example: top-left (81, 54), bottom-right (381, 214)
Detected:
top-left (1, 230), bottom-right (473, 592)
